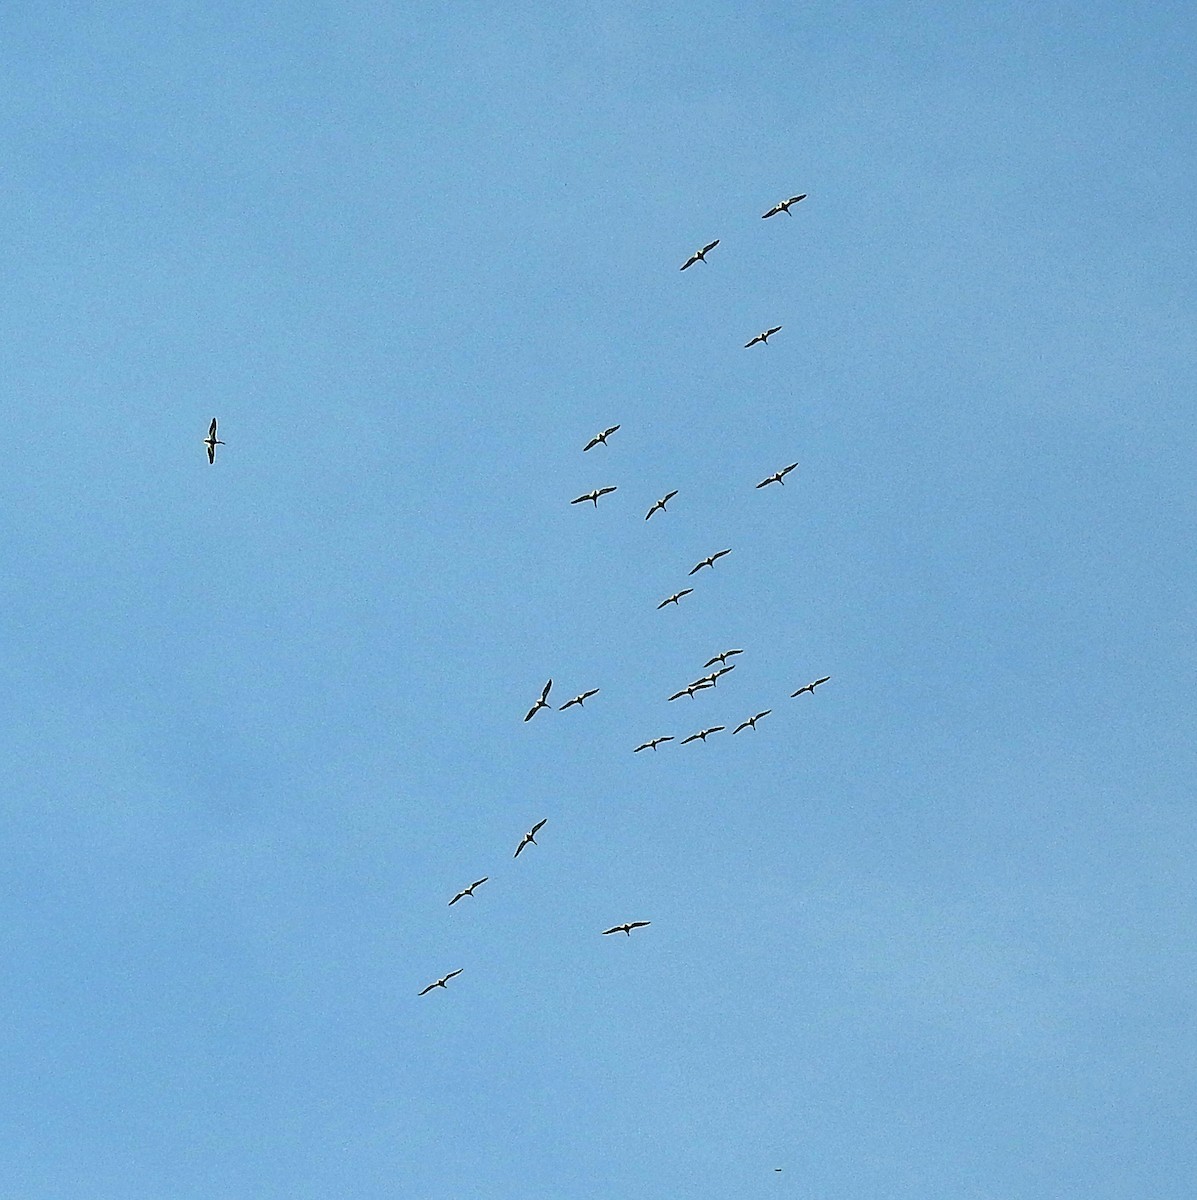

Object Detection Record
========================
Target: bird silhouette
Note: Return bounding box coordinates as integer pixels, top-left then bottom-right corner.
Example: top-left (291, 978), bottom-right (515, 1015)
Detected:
top-left (680, 240), bottom-right (720, 270)
top-left (756, 462), bottom-right (799, 488)
top-left (733, 710), bottom-right (771, 733)
top-left (448, 878), bottom-right (489, 906)
top-left (524, 679), bottom-right (553, 722)
top-left (418, 968), bottom-right (463, 996)
top-left (571, 486), bottom-right (618, 507)
top-left (657, 589), bottom-right (694, 609)
top-left (688, 548), bottom-right (732, 575)
top-left (203, 418), bottom-right (224, 464)
top-left (583, 425), bottom-right (620, 451)
top-left (791, 676), bottom-right (831, 697)
top-left (681, 726), bottom-right (725, 744)
top-left (703, 649), bottom-right (743, 668)
top-left (690, 665), bottom-right (735, 689)
top-left (762, 194), bottom-right (807, 218)
top-left (602, 921), bottom-right (652, 936)
top-left (745, 326), bottom-right (783, 348)
top-left (559, 688), bottom-right (599, 711)
top-left (514, 818), bottom-right (547, 858)
top-left (634, 736), bottom-right (675, 752)
top-left (645, 490), bottom-right (679, 520)
top-left (668, 680), bottom-right (715, 702)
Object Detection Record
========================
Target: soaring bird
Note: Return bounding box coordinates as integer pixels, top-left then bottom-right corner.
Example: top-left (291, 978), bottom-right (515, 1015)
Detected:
top-left (680, 240), bottom-right (720, 270)
top-left (657, 589), bottom-right (694, 609)
top-left (645, 490), bottom-right (679, 520)
top-left (733, 710), bottom-right (771, 733)
top-left (448, 878), bottom-right (489, 906)
top-left (524, 679), bottom-right (553, 722)
top-left (203, 418), bottom-right (224, 464)
top-left (571, 486), bottom-right (618, 507)
top-left (418, 968), bottom-right (463, 996)
top-left (703, 649), bottom-right (744, 668)
top-left (602, 921), bottom-right (651, 936)
top-left (762, 194), bottom-right (807, 219)
top-left (756, 462), bottom-right (799, 488)
top-left (584, 425), bottom-right (620, 451)
top-left (514, 818), bottom-right (547, 858)
top-left (690, 665), bottom-right (735, 689)
top-left (681, 726), bottom-right (725, 744)
top-left (560, 688), bottom-right (599, 711)
top-left (668, 680), bottom-right (714, 702)
top-left (792, 675), bottom-right (831, 697)
top-left (688, 548), bottom-right (732, 575)
top-left (745, 326), bottom-right (783, 348)
top-left (634, 736), bottom-right (674, 752)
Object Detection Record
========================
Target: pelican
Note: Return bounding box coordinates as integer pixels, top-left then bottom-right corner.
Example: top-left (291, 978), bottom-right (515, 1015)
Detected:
top-left (680, 240), bottom-right (720, 271)
top-left (559, 688), bottom-right (599, 711)
top-left (583, 425), bottom-right (620, 451)
top-left (634, 736), bottom-right (674, 752)
top-left (645, 490), bottom-right (679, 521)
top-left (602, 921), bottom-right (651, 936)
top-left (791, 675), bottom-right (831, 697)
top-left (688, 548), bottom-right (732, 575)
top-left (571, 486), bottom-right (617, 507)
top-left (733, 710), bottom-right (771, 733)
top-left (681, 726), bottom-right (725, 744)
top-left (755, 462), bottom-right (799, 488)
top-left (514, 818), bottom-right (547, 858)
top-left (762, 194), bottom-right (807, 219)
top-left (703, 649), bottom-right (743, 668)
top-left (418, 968), bottom-right (463, 996)
top-left (657, 588), bottom-right (694, 609)
top-left (448, 878), bottom-right (489, 906)
top-left (668, 680), bottom-right (714, 702)
top-left (524, 679), bottom-right (553, 722)
top-left (745, 326), bottom-right (782, 348)
top-left (203, 417), bottom-right (224, 464)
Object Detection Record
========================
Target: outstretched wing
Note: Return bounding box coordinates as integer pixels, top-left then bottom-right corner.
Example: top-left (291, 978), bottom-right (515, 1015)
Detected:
top-left (702, 240), bottom-right (720, 255)
top-left (708, 726), bottom-right (725, 734)
top-left (681, 734), bottom-right (699, 744)
top-left (523, 702), bottom-right (541, 722)
top-left (444, 969), bottom-right (463, 982)
top-left (687, 561), bottom-right (706, 576)
top-left (680, 253), bottom-right (699, 271)
top-left (628, 921), bottom-right (651, 931)
top-left (657, 596), bottom-right (674, 609)
top-left (780, 462), bottom-right (799, 477)
top-left (762, 204), bottom-right (781, 219)
top-left (540, 679), bottom-right (552, 701)
top-left (813, 676), bottom-right (831, 687)
top-left (582, 436), bottom-right (600, 451)
top-left (603, 425), bottom-right (620, 439)
top-left (634, 742), bottom-right (651, 752)
top-left (596, 486), bottom-right (617, 498)
top-left (514, 836), bottom-right (529, 857)
top-left (755, 475), bottom-right (774, 488)
top-left (207, 442), bottom-right (216, 464)
top-left (745, 334), bottom-right (762, 348)
top-left (559, 697), bottom-right (581, 710)
top-left (418, 982), bottom-right (437, 995)
top-left (756, 711), bottom-right (771, 721)
top-left (472, 878), bottom-right (488, 890)
top-left (767, 326), bottom-right (783, 337)
top-left (570, 493), bottom-right (591, 504)
top-left (530, 818), bottom-right (547, 836)
top-left (601, 926), bottom-right (622, 935)
top-left (678, 588), bottom-right (693, 600)
top-left (448, 891), bottom-right (465, 906)
top-left (787, 194), bottom-right (807, 207)
top-left (209, 418), bottom-right (218, 438)
top-left (733, 721), bottom-right (750, 734)
top-left (712, 548), bottom-right (732, 563)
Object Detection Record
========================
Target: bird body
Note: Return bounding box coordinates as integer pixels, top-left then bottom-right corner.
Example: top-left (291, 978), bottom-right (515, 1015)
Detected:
top-left (733, 710), bottom-right (771, 733)
top-left (602, 921), bottom-right (651, 936)
top-left (524, 679), bottom-right (553, 722)
top-left (645, 490), bottom-right (678, 520)
top-left (448, 878), bottom-right (489, 906)
top-left (680, 240), bottom-right (720, 270)
top-left (762, 194), bottom-right (807, 218)
top-left (688, 548), bottom-right (732, 575)
top-left (203, 418), bottom-right (225, 464)
top-left (571, 486), bottom-right (617, 507)
top-left (559, 688), bottom-right (599, 711)
top-left (634, 736), bottom-right (674, 752)
top-left (514, 818), bottom-right (547, 858)
top-left (418, 968), bottom-right (463, 996)
top-left (756, 462), bottom-right (799, 488)
top-left (792, 675), bottom-right (831, 698)
top-left (681, 726), bottom-right (725, 744)
top-left (745, 326), bottom-right (783, 348)
top-left (657, 588), bottom-right (694, 609)
top-left (583, 425), bottom-right (620, 451)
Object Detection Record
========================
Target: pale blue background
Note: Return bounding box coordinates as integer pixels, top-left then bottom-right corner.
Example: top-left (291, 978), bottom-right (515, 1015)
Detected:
top-left (0, 3), bottom-right (1194, 1197)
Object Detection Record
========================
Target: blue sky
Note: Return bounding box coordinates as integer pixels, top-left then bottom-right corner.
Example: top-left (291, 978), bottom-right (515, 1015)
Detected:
top-left (0, 2), bottom-right (1194, 1196)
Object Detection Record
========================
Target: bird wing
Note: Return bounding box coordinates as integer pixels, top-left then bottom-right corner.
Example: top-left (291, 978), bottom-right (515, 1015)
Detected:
top-left (781, 462), bottom-right (799, 476)
top-left (559, 697), bottom-right (580, 710)
top-left (755, 476), bottom-right (772, 488)
top-left (582, 436), bottom-right (600, 451)
top-left (702, 240), bottom-right (719, 255)
top-left (703, 655), bottom-right (721, 668)
top-left (712, 548), bottom-right (731, 562)
top-left (756, 710), bottom-right (772, 720)
top-left (597, 486), bottom-right (617, 497)
top-left (726, 649), bottom-right (743, 657)
top-left (448, 892), bottom-right (464, 906)
top-left (540, 679), bottom-right (553, 701)
top-left (601, 926), bottom-right (621, 935)
top-left (629, 921), bottom-right (651, 930)
top-left (678, 588), bottom-right (693, 599)
top-left (209, 418), bottom-right (218, 438)
top-left (634, 742), bottom-right (650, 752)
top-left (687, 561), bottom-right (705, 576)
top-left (681, 734), bottom-right (699, 744)
top-left (715, 666), bottom-right (735, 679)
top-left (514, 837), bottom-right (528, 857)
top-left (418, 982), bottom-right (436, 995)
top-left (680, 254), bottom-right (698, 270)
top-left (663, 490), bottom-right (678, 503)
top-left (444, 969), bottom-right (463, 982)
top-left (788, 194), bottom-right (807, 206)
top-left (473, 878), bottom-right (488, 889)
top-left (767, 326), bottom-right (782, 336)
top-left (814, 676), bottom-right (831, 687)
top-left (732, 721), bottom-right (749, 733)
top-left (791, 685), bottom-right (810, 697)
top-left (657, 596), bottom-right (673, 609)
top-left (745, 335), bottom-right (762, 347)
top-left (581, 689), bottom-right (599, 701)
top-left (645, 501), bottom-right (660, 520)
top-left (762, 205), bottom-right (780, 218)
top-left (603, 425), bottom-right (620, 438)
top-left (570, 493), bottom-right (590, 504)
top-left (523, 703), bottom-right (541, 722)
top-left (531, 818), bottom-right (547, 835)
top-left (658, 736), bottom-right (674, 744)
top-left (709, 726), bottom-right (725, 734)
top-left (207, 443), bottom-right (215, 464)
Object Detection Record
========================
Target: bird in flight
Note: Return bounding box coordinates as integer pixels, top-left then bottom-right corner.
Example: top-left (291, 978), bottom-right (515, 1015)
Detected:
top-left (514, 818), bottom-right (547, 858)
top-left (571, 486), bottom-right (617, 507)
top-left (524, 679), bottom-right (553, 722)
top-left (792, 675), bottom-right (831, 697)
top-left (634, 736), bottom-right (674, 753)
top-left (688, 548), bottom-right (732, 575)
top-left (681, 726), bottom-right (725, 744)
top-left (645, 490), bottom-right (679, 521)
top-left (745, 326), bottom-right (783, 348)
top-left (448, 878), bottom-right (489, 906)
top-left (704, 649), bottom-right (743, 668)
top-left (559, 688), bottom-right (599, 711)
top-left (602, 921), bottom-right (652, 936)
top-left (680, 240), bottom-right (720, 270)
top-left (756, 462), bottom-right (799, 488)
top-left (762, 194), bottom-right (807, 219)
top-left (203, 418), bottom-right (224, 464)
top-left (733, 710), bottom-right (771, 733)
top-left (668, 680), bottom-right (714, 702)
top-left (584, 425), bottom-right (620, 451)
top-left (691, 665), bottom-right (735, 689)
top-left (657, 588), bottom-right (694, 609)
top-left (418, 968), bottom-right (463, 996)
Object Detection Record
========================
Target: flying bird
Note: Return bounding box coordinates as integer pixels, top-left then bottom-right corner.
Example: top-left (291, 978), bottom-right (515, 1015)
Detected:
top-left (680, 240), bottom-right (720, 270)
top-left (657, 589), bottom-right (694, 609)
top-left (791, 675), bottom-right (831, 697)
top-left (762, 194), bottom-right (807, 218)
top-left (733, 710), bottom-right (771, 733)
top-left (418, 968), bottom-right (463, 996)
top-left (745, 326), bottom-right (783, 348)
top-left (703, 649), bottom-right (743, 668)
top-left (203, 418), bottom-right (224, 464)
top-left (571, 486), bottom-right (618, 507)
top-left (756, 462), bottom-right (799, 488)
top-left (645, 490), bottom-right (679, 520)
top-left (448, 878), bottom-right (489, 906)
top-left (602, 921), bottom-right (652, 936)
top-left (634, 736), bottom-right (674, 752)
top-left (559, 688), bottom-right (599, 711)
top-left (688, 548), bottom-right (732, 575)
top-left (524, 679), bottom-right (553, 722)
top-left (668, 680), bottom-right (714, 702)
top-left (583, 425), bottom-right (620, 451)
top-left (681, 726), bottom-right (725, 744)
top-left (514, 818), bottom-right (547, 858)
top-left (690, 665), bottom-right (735, 689)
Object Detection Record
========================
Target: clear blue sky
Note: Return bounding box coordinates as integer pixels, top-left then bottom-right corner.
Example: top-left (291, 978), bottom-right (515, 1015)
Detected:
top-left (0, 2), bottom-right (1194, 1196)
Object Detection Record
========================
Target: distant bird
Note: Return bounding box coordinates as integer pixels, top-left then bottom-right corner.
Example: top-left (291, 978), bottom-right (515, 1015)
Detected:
top-left (657, 588), bottom-right (694, 609)
top-left (602, 921), bottom-right (651, 936)
top-left (680, 240), bottom-right (720, 271)
top-left (733, 710), bottom-right (771, 734)
top-left (418, 968), bottom-right (463, 996)
top-left (524, 679), bottom-right (553, 722)
top-left (571, 486), bottom-right (618, 507)
top-left (762, 194), bottom-right (807, 219)
top-left (645, 490), bottom-right (679, 521)
top-left (688, 548), bottom-right (732, 575)
top-left (745, 326), bottom-right (783, 348)
top-left (583, 425), bottom-right (620, 451)
top-left (703, 649), bottom-right (744, 668)
top-left (514, 818), bottom-right (547, 858)
top-left (634, 736), bottom-right (675, 753)
top-left (560, 688), bottom-right (599, 711)
top-left (681, 726), bottom-right (725, 744)
top-left (668, 680), bottom-right (714, 702)
top-left (791, 675), bottom-right (831, 698)
top-left (448, 878), bottom-right (489, 906)
top-left (203, 418), bottom-right (224, 464)
top-left (690, 665), bottom-right (735, 689)
top-left (756, 462), bottom-right (799, 488)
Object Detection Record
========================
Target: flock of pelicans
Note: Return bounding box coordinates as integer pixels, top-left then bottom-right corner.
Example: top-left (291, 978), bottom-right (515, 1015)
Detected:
top-left (202, 191), bottom-right (827, 1003)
